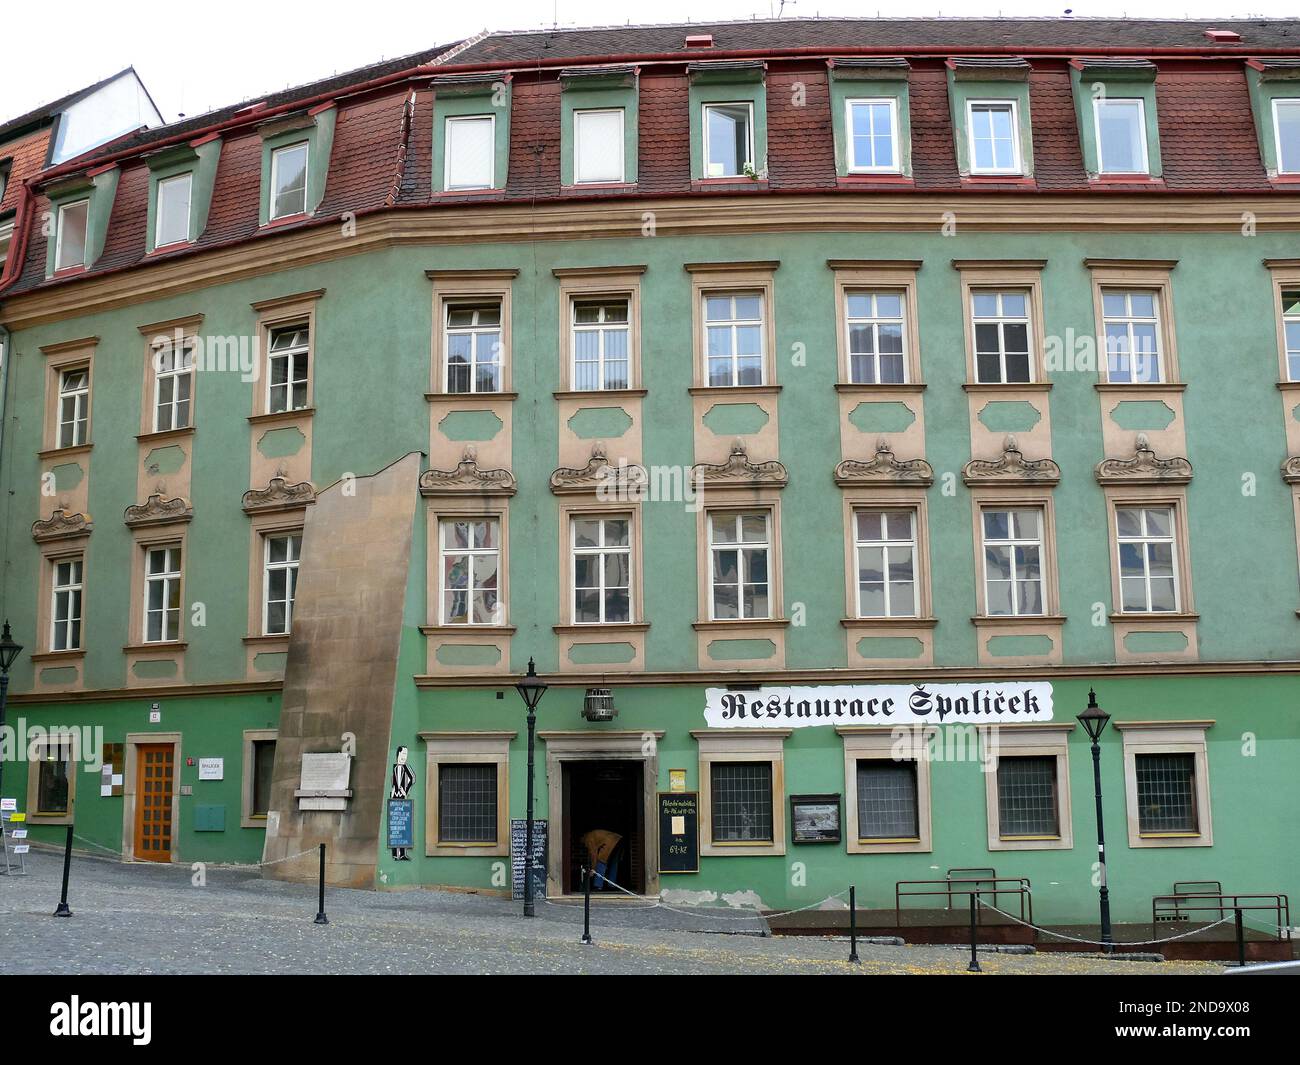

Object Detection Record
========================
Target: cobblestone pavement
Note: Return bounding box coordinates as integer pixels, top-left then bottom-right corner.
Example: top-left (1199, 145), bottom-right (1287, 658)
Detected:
top-left (0, 849), bottom-right (1221, 975)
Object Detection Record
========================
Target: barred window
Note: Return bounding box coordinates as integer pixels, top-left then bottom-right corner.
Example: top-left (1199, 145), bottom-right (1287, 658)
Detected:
top-left (996, 755), bottom-right (1059, 838)
top-left (1135, 752), bottom-right (1198, 835)
top-left (856, 760), bottom-right (919, 840)
top-left (710, 761), bottom-right (773, 843)
top-left (438, 763), bottom-right (498, 843)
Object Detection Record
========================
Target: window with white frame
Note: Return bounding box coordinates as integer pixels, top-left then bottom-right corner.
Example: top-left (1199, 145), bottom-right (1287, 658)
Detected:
top-left (155, 172), bottom-right (192, 247)
top-left (444, 303), bottom-right (502, 393)
top-left (267, 324), bottom-right (310, 413)
top-left (144, 544), bottom-right (182, 643)
top-left (1273, 98), bottom-right (1300, 175)
top-left (845, 290), bottom-right (906, 384)
top-left (152, 339), bottom-right (194, 432)
top-left (440, 518), bottom-right (500, 625)
top-left (574, 108), bottom-right (624, 184)
top-left (571, 515), bottom-right (631, 624)
top-left (972, 290), bottom-right (1032, 383)
top-left (1284, 290), bottom-right (1300, 381)
top-left (709, 510), bottom-right (771, 620)
top-left (981, 507), bottom-right (1044, 617)
top-left (51, 556), bottom-right (83, 652)
top-left (444, 115), bottom-right (495, 190)
top-left (996, 756), bottom-right (1059, 838)
top-left (710, 761), bottom-right (773, 842)
top-left (572, 299), bottom-right (629, 390)
top-left (854, 508), bottom-right (917, 618)
top-left (54, 199), bottom-right (89, 271)
top-left (704, 292), bottom-right (764, 386)
top-left (967, 101), bottom-right (1021, 175)
top-left (703, 102), bottom-right (753, 178)
top-left (1102, 290), bottom-right (1163, 383)
top-left (1116, 505), bottom-right (1179, 613)
top-left (856, 760), bottom-right (920, 841)
top-left (846, 98), bottom-right (899, 172)
top-left (1093, 98), bottom-right (1148, 174)
top-left (263, 533), bottom-right (302, 635)
top-left (57, 366), bottom-right (90, 447)
top-left (269, 142), bottom-right (308, 220)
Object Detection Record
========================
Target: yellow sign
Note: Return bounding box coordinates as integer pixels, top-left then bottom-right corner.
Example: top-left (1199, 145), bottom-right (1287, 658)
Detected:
top-left (669, 769), bottom-right (686, 793)
top-left (8, 813), bottom-right (25, 822)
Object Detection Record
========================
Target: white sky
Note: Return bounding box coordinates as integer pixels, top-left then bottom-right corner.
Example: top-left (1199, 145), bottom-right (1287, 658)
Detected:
top-left (1, 1), bottom-right (1296, 125)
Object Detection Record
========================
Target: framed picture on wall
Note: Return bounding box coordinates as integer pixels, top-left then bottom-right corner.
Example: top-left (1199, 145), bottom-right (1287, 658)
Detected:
top-left (790, 793), bottom-right (841, 844)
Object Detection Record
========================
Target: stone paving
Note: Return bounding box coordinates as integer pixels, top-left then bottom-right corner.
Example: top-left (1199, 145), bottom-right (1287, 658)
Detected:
top-left (0, 848), bottom-right (1222, 975)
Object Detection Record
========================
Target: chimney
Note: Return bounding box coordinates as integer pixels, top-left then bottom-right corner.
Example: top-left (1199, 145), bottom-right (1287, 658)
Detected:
top-left (1203, 29), bottom-right (1243, 43)
top-left (685, 34), bottom-right (714, 48)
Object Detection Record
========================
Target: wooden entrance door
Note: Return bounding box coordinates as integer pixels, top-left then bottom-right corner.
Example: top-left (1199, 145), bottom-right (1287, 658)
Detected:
top-left (134, 744), bottom-right (175, 862)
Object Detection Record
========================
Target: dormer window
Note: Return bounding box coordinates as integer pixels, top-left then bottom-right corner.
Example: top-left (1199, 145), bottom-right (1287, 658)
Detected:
top-left (1274, 99), bottom-right (1300, 175)
top-left (54, 199), bottom-right (89, 271)
top-left (269, 142), bottom-right (308, 219)
top-left (967, 101), bottom-right (1021, 175)
top-left (1094, 98), bottom-right (1149, 174)
top-left (155, 172), bottom-right (192, 247)
top-left (703, 103), bottom-right (753, 178)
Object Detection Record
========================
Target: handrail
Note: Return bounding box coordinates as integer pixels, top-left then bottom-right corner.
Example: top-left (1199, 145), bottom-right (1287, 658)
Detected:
top-left (1152, 893), bottom-right (1291, 940)
top-left (897, 876), bottom-right (1033, 926)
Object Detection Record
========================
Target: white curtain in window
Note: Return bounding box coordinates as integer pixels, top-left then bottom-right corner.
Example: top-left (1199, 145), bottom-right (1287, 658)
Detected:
top-left (575, 110), bottom-right (623, 183)
top-left (446, 117), bottom-right (494, 189)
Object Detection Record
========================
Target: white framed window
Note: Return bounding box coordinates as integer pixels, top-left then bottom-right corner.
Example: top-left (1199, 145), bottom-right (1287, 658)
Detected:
top-left (267, 324), bottom-right (310, 413)
top-left (703, 102), bottom-right (754, 178)
top-left (51, 557), bottom-right (83, 652)
top-left (439, 518), bottom-right (501, 625)
top-left (846, 98), bottom-right (899, 173)
top-left (155, 172), bottom-right (192, 247)
top-left (57, 366), bottom-right (90, 447)
top-left (1284, 290), bottom-right (1300, 382)
top-left (1116, 505), bottom-right (1179, 613)
top-left (980, 507), bottom-right (1044, 617)
top-left (708, 510), bottom-right (771, 621)
top-left (1273, 98), bottom-right (1300, 175)
top-left (54, 198), bottom-right (89, 271)
top-left (269, 142), bottom-right (308, 220)
top-left (444, 115), bottom-right (495, 191)
top-left (444, 303), bottom-right (502, 393)
top-left (1093, 98), bottom-right (1149, 175)
top-left (574, 108), bottom-right (624, 184)
top-left (571, 515), bottom-right (631, 624)
top-left (152, 340), bottom-right (194, 432)
top-left (845, 290), bottom-right (906, 383)
top-left (972, 290), bottom-right (1032, 383)
top-left (144, 544), bottom-right (182, 643)
top-left (966, 100), bottom-right (1021, 175)
top-left (704, 292), bottom-right (765, 386)
top-left (1102, 290), bottom-right (1163, 384)
top-left (853, 508), bottom-right (917, 619)
top-left (572, 299), bottom-right (630, 390)
top-left (262, 533), bottom-right (302, 635)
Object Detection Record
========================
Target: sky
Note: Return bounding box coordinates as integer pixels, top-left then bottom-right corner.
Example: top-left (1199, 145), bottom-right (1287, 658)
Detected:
top-left (1, 0), bottom-right (1296, 125)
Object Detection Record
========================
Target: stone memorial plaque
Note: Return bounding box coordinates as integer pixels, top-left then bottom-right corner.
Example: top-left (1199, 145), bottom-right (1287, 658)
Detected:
top-left (296, 752), bottom-right (353, 811)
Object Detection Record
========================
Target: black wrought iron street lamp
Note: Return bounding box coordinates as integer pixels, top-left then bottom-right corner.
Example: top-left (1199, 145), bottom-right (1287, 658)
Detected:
top-left (0, 621), bottom-right (24, 803)
top-left (1077, 688), bottom-right (1113, 952)
top-left (514, 657), bottom-right (548, 917)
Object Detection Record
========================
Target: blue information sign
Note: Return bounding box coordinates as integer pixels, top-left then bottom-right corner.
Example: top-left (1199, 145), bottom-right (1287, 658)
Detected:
top-left (387, 799), bottom-right (414, 849)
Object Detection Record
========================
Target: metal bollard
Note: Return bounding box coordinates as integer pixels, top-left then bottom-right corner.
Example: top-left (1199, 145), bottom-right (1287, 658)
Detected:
top-left (967, 892), bottom-right (981, 973)
top-left (1235, 907), bottom-right (1245, 968)
top-left (313, 843), bottom-right (328, 925)
top-left (581, 865), bottom-right (593, 945)
top-left (848, 885), bottom-right (860, 963)
top-left (53, 824), bottom-right (73, 918)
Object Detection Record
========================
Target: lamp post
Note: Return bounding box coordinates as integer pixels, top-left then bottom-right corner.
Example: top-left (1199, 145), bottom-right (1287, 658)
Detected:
top-left (1077, 687), bottom-right (1113, 953)
top-left (0, 621), bottom-right (25, 804)
top-left (514, 657), bottom-right (548, 917)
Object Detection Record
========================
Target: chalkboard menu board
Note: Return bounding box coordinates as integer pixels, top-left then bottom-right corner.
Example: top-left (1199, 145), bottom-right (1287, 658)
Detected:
top-left (510, 819), bottom-right (547, 900)
top-left (387, 799), bottom-right (413, 849)
top-left (658, 792), bottom-right (699, 874)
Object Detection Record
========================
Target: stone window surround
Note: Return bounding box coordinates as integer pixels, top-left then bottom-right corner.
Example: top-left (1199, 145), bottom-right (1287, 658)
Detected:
top-left (241, 728), bottom-right (278, 828)
top-left (685, 261), bottom-right (779, 390)
top-left (978, 723), bottom-right (1074, 851)
top-left (418, 731), bottom-right (516, 856)
top-left (954, 261), bottom-right (1048, 388)
top-left (125, 525), bottom-right (189, 652)
top-left (26, 731), bottom-right (78, 824)
top-left (39, 336), bottom-right (97, 454)
top-left (693, 728), bottom-right (789, 857)
top-left (1115, 720), bottom-right (1214, 848)
top-left (250, 290), bottom-right (323, 419)
top-left (137, 313), bottom-right (203, 438)
top-left (829, 260), bottom-right (924, 387)
top-left (838, 725), bottom-right (933, 854)
top-left (840, 487), bottom-right (933, 623)
top-left (426, 499), bottom-right (512, 631)
top-left (1086, 259), bottom-right (1181, 386)
top-left (553, 265), bottom-right (646, 394)
top-left (969, 485), bottom-right (1064, 624)
top-left (427, 269), bottom-right (517, 396)
top-left (1102, 486), bottom-right (1196, 623)
top-left (1266, 259), bottom-right (1300, 383)
top-left (696, 494), bottom-right (785, 627)
top-left (557, 499), bottom-right (645, 631)
top-left (244, 510), bottom-right (306, 645)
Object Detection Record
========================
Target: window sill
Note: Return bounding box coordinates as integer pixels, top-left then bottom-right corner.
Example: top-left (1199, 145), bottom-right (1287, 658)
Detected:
top-left (50, 264), bottom-right (88, 279)
top-left (962, 382), bottom-right (1052, 392)
top-left (835, 382), bottom-right (925, 394)
top-left (424, 391), bottom-right (518, 403)
top-left (690, 177), bottom-right (769, 191)
top-left (242, 634), bottom-right (290, 646)
top-left (1109, 612), bottom-right (1198, 623)
top-left (961, 175), bottom-right (1036, 188)
top-left (30, 648), bottom-right (86, 663)
top-left (262, 212), bottom-right (309, 229)
top-left (433, 188), bottom-right (505, 199)
top-left (553, 622), bottom-right (650, 635)
top-left (136, 425), bottom-right (196, 443)
top-left (836, 174), bottom-right (914, 188)
top-left (248, 406), bottom-right (315, 425)
top-left (38, 443), bottom-right (93, 460)
top-left (421, 624), bottom-right (516, 635)
top-left (27, 812), bottom-right (74, 825)
top-left (1095, 381), bottom-right (1185, 392)
top-left (687, 384), bottom-right (781, 396)
top-left (123, 641), bottom-right (189, 653)
top-left (1089, 174), bottom-right (1164, 188)
top-left (841, 616), bottom-right (938, 629)
top-left (693, 618), bottom-right (790, 632)
top-left (145, 239), bottom-right (195, 257)
top-left (971, 614), bottom-right (1066, 627)
top-left (561, 181), bottom-right (638, 192)
top-left (1277, 381), bottom-right (1300, 392)
top-left (552, 388), bottom-right (647, 400)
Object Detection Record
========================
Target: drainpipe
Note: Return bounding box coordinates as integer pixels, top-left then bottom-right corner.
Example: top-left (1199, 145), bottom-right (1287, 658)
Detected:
top-left (0, 323), bottom-right (9, 465)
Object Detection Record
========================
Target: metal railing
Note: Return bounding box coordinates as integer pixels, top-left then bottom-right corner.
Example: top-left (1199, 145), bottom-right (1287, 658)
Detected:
top-left (897, 876), bottom-right (1033, 926)
top-left (1151, 893), bottom-right (1291, 940)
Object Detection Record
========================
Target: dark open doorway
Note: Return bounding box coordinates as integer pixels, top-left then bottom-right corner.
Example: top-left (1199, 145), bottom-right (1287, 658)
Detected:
top-left (561, 760), bottom-right (645, 895)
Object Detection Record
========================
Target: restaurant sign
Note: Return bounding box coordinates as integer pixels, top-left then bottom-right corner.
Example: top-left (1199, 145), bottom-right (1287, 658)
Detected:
top-left (704, 682), bottom-right (1053, 729)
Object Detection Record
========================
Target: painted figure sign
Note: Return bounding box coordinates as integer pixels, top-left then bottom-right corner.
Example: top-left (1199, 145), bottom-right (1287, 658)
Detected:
top-left (389, 746), bottom-right (415, 860)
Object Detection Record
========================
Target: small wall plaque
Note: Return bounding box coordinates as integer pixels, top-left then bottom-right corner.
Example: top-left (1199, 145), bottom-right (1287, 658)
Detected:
top-left (295, 752), bottom-right (353, 811)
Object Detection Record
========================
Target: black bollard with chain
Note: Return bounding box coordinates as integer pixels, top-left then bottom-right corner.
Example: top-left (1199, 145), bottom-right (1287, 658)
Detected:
top-left (848, 885), bottom-right (860, 963)
top-left (313, 843), bottom-right (328, 925)
top-left (967, 892), bottom-right (981, 973)
top-left (581, 865), bottom-right (593, 945)
top-left (53, 824), bottom-right (73, 917)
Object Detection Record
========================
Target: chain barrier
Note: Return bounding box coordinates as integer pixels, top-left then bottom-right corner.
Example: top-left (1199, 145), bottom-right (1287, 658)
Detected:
top-left (60, 832), bottom-right (318, 871)
top-left (976, 897), bottom-right (1236, 947)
